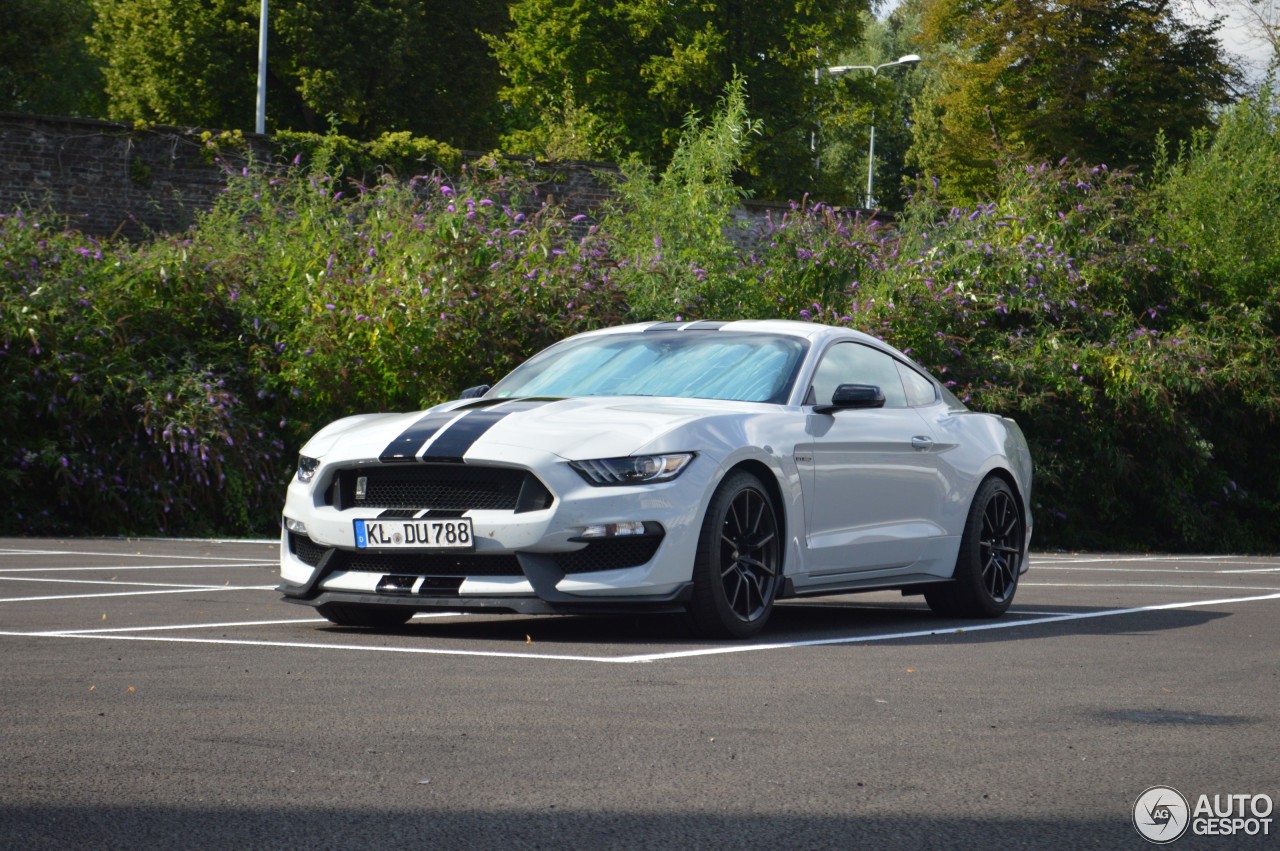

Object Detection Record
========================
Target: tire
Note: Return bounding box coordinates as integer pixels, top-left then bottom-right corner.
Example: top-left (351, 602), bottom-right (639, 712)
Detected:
top-left (688, 471), bottom-right (782, 639)
top-left (315, 602), bottom-right (414, 629)
top-left (925, 477), bottom-right (1024, 618)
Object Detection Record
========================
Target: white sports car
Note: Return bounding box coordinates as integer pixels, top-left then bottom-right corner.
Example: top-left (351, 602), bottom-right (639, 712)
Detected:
top-left (280, 320), bottom-right (1033, 638)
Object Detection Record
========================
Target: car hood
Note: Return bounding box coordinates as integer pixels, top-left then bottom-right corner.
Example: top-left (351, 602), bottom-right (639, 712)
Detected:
top-left (302, 396), bottom-right (765, 463)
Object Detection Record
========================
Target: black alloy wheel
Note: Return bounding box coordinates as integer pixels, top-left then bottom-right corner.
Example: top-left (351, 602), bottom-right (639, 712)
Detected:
top-left (925, 477), bottom-right (1024, 618)
top-left (689, 471), bottom-right (782, 639)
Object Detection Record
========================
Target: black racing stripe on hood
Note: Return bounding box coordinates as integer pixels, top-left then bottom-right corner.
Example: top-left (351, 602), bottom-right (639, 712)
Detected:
top-left (420, 399), bottom-right (554, 462)
top-left (379, 409), bottom-right (461, 462)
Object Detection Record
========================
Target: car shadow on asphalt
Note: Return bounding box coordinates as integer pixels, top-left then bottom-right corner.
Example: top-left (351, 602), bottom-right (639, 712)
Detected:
top-left (316, 600), bottom-right (1231, 648)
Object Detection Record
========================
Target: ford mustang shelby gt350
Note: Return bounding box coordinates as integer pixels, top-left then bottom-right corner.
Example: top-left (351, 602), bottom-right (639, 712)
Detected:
top-left (280, 320), bottom-right (1033, 638)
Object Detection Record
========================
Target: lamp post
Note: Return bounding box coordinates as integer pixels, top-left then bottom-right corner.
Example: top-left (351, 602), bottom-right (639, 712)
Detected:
top-left (825, 54), bottom-right (920, 209)
top-left (255, 0), bottom-right (268, 134)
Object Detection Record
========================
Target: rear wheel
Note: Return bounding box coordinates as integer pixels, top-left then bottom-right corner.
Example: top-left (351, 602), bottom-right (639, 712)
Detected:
top-left (688, 471), bottom-right (782, 639)
top-left (925, 477), bottom-right (1024, 618)
top-left (315, 602), bottom-right (413, 629)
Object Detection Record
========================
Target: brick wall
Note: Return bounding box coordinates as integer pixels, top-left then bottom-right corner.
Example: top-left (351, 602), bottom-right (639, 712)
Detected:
top-left (0, 113), bottom-right (273, 239)
top-left (0, 112), bottom-right (792, 243)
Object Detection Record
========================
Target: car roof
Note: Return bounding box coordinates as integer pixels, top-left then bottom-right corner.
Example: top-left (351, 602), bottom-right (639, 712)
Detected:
top-left (576, 319), bottom-right (882, 347)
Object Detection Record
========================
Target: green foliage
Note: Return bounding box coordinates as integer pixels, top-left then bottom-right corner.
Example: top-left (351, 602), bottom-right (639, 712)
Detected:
top-left (89, 0), bottom-right (256, 128)
top-left (488, 0), bottom-right (869, 199)
top-left (911, 0), bottom-right (1239, 201)
top-left (1152, 80), bottom-right (1280, 306)
top-left (89, 0), bottom-right (507, 147)
top-left (0, 211), bottom-right (286, 535)
top-left (600, 76), bottom-right (763, 320)
top-left (1, 0), bottom-right (104, 116)
top-left (749, 155), bottom-right (1278, 549)
top-left (815, 2), bottom-right (930, 208)
top-left (2, 87), bottom-right (1277, 549)
top-left (269, 0), bottom-right (508, 145)
top-left (273, 129), bottom-right (462, 182)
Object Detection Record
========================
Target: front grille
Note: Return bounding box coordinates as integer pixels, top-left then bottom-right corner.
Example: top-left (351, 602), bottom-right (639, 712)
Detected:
top-left (327, 464), bottom-right (551, 513)
top-left (328, 549), bottom-right (524, 577)
top-left (289, 532), bottom-right (327, 567)
top-left (553, 536), bottom-right (663, 574)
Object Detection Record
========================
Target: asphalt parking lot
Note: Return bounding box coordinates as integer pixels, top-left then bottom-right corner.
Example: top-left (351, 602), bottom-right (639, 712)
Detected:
top-left (1, 538), bottom-right (1277, 849)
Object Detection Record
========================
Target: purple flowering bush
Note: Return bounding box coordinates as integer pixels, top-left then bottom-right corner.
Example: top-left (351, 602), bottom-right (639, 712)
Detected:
top-left (2, 89), bottom-right (1276, 546)
top-left (747, 156), bottom-right (1278, 550)
top-left (190, 160), bottom-right (626, 444)
top-left (0, 212), bottom-right (285, 535)
top-left (1, 160), bottom-right (626, 535)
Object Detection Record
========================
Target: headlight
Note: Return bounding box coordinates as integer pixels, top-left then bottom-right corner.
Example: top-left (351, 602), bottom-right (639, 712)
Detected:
top-left (570, 453), bottom-right (695, 486)
top-left (296, 455), bottom-right (320, 483)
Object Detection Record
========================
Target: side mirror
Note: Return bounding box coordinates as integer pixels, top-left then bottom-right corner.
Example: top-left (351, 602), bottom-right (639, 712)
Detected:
top-left (458, 384), bottom-right (491, 399)
top-left (813, 383), bottom-right (885, 414)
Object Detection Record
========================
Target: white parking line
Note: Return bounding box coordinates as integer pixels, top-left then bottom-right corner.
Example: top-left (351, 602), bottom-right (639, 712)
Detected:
top-left (0, 548), bottom-right (272, 562)
top-left (0, 630), bottom-right (620, 663)
top-left (1031, 565), bottom-right (1280, 575)
top-left (1023, 582), bottom-right (1280, 591)
top-left (0, 586), bottom-right (276, 603)
top-left (0, 576), bottom-right (269, 590)
top-left (614, 591), bottom-right (1280, 663)
top-left (2, 591), bottom-right (1276, 664)
top-left (0, 563), bottom-right (276, 573)
top-left (1029, 555), bottom-right (1251, 564)
top-left (33, 612), bottom-right (461, 636)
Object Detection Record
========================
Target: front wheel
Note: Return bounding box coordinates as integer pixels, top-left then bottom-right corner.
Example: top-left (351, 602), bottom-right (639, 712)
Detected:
top-left (925, 477), bottom-right (1024, 618)
top-left (688, 471), bottom-right (782, 639)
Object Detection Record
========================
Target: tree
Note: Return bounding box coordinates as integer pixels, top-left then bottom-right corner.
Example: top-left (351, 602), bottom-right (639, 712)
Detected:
top-left (89, 0), bottom-right (508, 148)
top-left (815, 1), bottom-right (930, 208)
top-left (910, 0), bottom-right (1240, 200)
top-left (488, 0), bottom-right (870, 200)
top-left (1, 0), bottom-right (105, 116)
top-left (89, 0), bottom-right (258, 128)
top-left (271, 0), bottom-right (508, 146)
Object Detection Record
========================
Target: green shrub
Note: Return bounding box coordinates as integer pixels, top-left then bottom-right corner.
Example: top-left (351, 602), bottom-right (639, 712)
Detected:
top-left (742, 154), bottom-right (1278, 550)
top-left (1152, 80), bottom-right (1280, 307)
top-left (0, 211), bottom-right (285, 535)
top-left (1, 87), bottom-right (1276, 549)
top-left (272, 128), bottom-right (462, 182)
top-left (600, 75), bottom-right (766, 320)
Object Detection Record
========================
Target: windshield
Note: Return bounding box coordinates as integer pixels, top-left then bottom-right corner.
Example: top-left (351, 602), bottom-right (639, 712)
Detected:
top-left (490, 331), bottom-right (807, 404)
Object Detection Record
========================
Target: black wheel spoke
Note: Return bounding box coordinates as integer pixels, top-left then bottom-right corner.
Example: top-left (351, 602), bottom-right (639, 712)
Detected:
top-left (737, 555), bottom-right (773, 574)
top-left (713, 486), bottom-right (780, 624)
top-left (976, 489), bottom-right (1021, 604)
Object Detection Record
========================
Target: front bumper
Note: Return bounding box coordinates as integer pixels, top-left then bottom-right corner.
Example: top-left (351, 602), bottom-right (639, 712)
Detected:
top-left (278, 449), bottom-right (714, 612)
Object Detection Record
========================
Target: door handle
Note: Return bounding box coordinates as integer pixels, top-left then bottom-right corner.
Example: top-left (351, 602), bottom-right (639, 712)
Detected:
top-left (911, 436), bottom-right (934, 451)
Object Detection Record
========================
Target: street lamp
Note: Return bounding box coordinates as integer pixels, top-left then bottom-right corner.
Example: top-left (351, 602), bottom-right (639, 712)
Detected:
top-left (826, 54), bottom-right (921, 209)
top-left (255, 0), bottom-right (268, 134)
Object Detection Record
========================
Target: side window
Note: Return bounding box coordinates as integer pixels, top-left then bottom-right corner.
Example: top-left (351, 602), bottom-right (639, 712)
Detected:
top-left (809, 342), bottom-right (908, 408)
top-left (897, 361), bottom-right (938, 407)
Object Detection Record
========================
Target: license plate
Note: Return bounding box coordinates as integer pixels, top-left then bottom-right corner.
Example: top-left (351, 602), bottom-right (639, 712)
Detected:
top-left (354, 517), bottom-right (474, 550)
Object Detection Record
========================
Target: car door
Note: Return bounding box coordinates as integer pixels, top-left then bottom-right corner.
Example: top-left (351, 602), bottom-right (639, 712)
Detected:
top-left (797, 342), bottom-right (946, 576)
